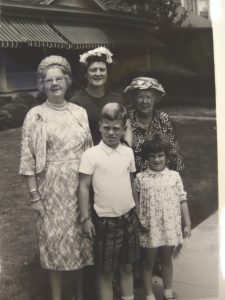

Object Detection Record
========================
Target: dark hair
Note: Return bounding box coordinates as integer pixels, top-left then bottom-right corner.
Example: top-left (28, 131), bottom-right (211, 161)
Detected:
top-left (80, 55), bottom-right (109, 88)
top-left (86, 55), bottom-right (107, 66)
top-left (100, 102), bottom-right (127, 126)
top-left (141, 133), bottom-right (171, 159)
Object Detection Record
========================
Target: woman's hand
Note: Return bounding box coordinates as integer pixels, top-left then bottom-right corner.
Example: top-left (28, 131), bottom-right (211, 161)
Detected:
top-left (82, 219), bottom-right (96, 240)
top-left (31, 200), bottom-right (45, 218)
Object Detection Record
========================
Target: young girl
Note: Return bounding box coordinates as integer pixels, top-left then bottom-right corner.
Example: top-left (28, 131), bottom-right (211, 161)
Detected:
top-left (136, 133), bottom-right (191, 300)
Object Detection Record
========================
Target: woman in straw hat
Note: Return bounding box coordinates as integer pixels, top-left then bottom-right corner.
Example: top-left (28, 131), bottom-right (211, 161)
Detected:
top-left (124, 77), bottom-right (184, 173)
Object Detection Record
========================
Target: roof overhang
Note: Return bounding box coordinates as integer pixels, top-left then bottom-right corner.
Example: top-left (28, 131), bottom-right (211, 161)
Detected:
top-left (0, 0), bottom-right (157, 29)
top-left (0, 1), bottom-right (164, 49)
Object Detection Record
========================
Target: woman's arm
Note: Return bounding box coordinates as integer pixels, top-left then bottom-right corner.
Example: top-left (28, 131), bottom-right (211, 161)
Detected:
top-left (25, 175), bottom-right (45, 217)
top-left (78, 173), bottom-right (95, 239)
top-left (160, 112), bottom-right (184, 171)
top-left (130, 173), bottom-right (139, 212)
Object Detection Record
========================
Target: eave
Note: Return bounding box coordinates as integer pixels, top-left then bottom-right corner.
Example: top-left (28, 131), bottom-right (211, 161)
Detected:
top-left (0, 1), bottom-right (157, 30)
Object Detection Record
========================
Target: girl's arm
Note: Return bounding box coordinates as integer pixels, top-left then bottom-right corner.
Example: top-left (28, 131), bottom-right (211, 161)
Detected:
top-left (78, 173), bottom-right (95, 239)
top-left (180, 200), bottom-right (191, 238)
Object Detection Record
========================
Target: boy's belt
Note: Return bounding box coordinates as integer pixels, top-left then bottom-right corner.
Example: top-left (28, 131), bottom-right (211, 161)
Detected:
top-left (96, 208), bottom-right (135, 221)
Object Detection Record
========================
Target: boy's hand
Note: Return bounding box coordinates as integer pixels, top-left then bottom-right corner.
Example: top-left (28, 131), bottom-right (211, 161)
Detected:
top-left (183, 225), bottom-right (191, 238)
top-left (82, 219), bottom-right (96, 240)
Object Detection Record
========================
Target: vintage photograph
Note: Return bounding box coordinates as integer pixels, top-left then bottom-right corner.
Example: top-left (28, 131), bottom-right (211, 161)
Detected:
top-left (0, 1), bottom-right (219, 300)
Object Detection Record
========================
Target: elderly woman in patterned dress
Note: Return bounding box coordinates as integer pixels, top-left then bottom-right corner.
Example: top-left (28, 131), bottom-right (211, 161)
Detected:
top-left (19, 55), bottom-right (93, 300)
top-left (124, 77), bottom-right (184, 173)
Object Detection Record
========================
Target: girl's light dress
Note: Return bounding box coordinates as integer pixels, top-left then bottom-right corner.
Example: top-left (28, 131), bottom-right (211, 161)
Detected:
top-left (136, 167), bottom-right (187, 248)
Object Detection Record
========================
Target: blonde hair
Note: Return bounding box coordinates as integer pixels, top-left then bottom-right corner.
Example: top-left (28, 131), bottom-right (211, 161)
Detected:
top-left (100, 103), bottom-right (127, 126)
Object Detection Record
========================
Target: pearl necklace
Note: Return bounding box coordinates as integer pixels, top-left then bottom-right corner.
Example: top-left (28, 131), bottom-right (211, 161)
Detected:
top-left (46, 100), bottom-right (67, 111)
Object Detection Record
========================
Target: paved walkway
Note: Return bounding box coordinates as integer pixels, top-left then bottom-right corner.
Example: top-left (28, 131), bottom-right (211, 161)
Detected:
top-left (173, 212), bottom-right (218, 300)
top-left (134, 212), bottom-right (219, 300)
top-left (171, 115), bottom-right (216, 121)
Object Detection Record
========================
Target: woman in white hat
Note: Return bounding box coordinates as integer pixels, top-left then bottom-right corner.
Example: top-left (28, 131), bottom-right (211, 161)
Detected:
top-left (70, 46), bottom-right (132, 146)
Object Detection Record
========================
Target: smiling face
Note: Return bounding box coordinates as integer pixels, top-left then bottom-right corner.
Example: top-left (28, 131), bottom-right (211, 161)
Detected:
top-left (147, 150), bottom-right (167, 172)
top-left (87, 61), bottom-right (108, 87)
top-left (134, 89), bottom-right (158, 114)
top-left (99, 118), bottom-right (125, 149)
top-left (43, 67), bottom-right (68, 101)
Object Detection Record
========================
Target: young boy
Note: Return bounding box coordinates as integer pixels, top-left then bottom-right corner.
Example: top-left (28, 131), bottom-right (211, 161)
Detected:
top-left (79, 103), bottom-right (140, 300)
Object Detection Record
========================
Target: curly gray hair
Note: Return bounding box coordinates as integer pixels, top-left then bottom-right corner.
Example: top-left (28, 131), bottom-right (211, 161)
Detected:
top-left (37, 55), bottom-right (72, 93)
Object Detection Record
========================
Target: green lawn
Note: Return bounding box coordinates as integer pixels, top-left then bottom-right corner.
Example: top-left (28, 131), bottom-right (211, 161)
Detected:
top-left (0, 118), bottom-right (217, 300)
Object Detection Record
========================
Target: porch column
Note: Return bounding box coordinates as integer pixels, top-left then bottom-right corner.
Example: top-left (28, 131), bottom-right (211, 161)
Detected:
top-left (0, 50), bottom-right (8, 92)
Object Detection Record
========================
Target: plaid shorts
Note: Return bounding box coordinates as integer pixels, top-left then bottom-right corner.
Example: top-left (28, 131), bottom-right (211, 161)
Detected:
top-left (93, 208), bottom-right (140, 273)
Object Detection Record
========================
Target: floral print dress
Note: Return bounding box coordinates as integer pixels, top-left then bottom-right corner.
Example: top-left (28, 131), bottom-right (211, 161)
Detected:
top-left (136, 168), bottom-right (187, 248)
top-left (129, 109), bottom-right (184, 172)
top-left (20, 102), bottom-right (93, 270)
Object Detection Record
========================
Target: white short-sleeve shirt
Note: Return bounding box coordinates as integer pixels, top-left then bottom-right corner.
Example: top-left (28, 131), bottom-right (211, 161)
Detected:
top-left (79, 141), bottom-right (136, 217)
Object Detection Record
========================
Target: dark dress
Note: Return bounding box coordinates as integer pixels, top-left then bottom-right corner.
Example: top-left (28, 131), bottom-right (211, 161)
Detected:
top-left (70, 89), bottom-right (125, 145)
top-left (129, 109), bottom-right (184, 173)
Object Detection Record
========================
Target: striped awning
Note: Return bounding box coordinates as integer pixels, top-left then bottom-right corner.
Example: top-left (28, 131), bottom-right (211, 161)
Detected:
top-left (51, 22), bottom-right (159, 49)
top-left (0, 17), bottom-right (26, 47)
top-left (0, 16), bottom-right (163, 49)
top-left (0, 17), bottom-right (68, 48)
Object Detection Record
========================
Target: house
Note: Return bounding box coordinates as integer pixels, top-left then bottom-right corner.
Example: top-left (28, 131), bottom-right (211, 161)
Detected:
top-left (0, 0), bottom-right (163, 94)
top-left (181, 0), bottom-right (210, 19)
top-left (0, 0), bottom-right (214, 106)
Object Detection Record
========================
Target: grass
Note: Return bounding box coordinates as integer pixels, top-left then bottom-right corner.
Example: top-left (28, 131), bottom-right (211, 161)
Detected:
top-left (0, 117), bottom-right (218, 300)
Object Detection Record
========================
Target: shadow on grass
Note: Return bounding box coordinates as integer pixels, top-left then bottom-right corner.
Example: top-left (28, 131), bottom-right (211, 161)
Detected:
top-left (174, 118), bottom-right (218, 228)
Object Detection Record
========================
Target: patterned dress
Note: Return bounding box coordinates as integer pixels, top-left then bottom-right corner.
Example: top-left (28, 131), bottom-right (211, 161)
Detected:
top-left (129, 109), bottom-right (184, 172)
top-left (20, 102), bottom-right (93, 270)
top-left (136, 168), bottom-right (187, 248)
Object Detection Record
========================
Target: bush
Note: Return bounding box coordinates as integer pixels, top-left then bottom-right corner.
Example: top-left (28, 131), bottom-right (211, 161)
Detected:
top-left (0, 92), bottom-right (37, 131)
top-left (0, 96), bottom-right (12, 109)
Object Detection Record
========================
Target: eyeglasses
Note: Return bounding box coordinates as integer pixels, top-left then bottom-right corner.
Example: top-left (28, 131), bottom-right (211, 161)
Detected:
top-left (43, 77), bottom-right (65, 85)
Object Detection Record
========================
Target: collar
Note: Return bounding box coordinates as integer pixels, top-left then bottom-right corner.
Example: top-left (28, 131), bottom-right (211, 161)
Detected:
top-left (145, 167), bottom-right (170, 175)
top-left (99, 140), bottom-right (123, 155)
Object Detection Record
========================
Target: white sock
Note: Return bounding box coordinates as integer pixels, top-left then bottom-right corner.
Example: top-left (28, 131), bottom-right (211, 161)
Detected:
top-left (121, 295), bottom-right (134, 300)
top-left (145, 294), bottom-right (156, 300)
top-left (164, 288), bottom-right (173, 298)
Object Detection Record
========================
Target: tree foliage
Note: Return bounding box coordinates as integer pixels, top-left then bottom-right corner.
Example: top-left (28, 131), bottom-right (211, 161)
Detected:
top-left (103, 0), bottom-right (187, 29)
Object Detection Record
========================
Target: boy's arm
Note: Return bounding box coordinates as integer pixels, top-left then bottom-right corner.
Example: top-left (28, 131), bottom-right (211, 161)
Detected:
top-left (180, 200), bottom-right (191, 238)
top-left (130, 173), bottom-right (139, 212)
top-left (78, 173), bottom-right (95, 239)
top-left (123, 119), bottom-right (133, 147)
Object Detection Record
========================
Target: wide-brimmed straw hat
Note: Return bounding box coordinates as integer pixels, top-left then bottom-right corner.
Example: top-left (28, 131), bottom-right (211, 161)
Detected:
top-left (124, 77), bottom-right (166, 96)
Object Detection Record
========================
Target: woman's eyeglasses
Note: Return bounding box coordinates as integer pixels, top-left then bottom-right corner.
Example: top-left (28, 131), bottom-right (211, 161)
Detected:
top-left (44, 77), bottom-right (65, 85)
